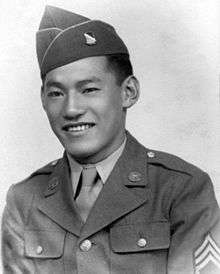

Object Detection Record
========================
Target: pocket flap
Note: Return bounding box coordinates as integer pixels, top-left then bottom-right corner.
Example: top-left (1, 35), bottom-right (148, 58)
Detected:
top-left (110, 222), bottom-right (170, 253)
top-left (24, 230), bottom-right (65, 258)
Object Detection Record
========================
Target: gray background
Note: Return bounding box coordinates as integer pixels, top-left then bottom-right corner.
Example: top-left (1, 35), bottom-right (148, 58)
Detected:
top-left (0, 1), bottom-right (219, 263)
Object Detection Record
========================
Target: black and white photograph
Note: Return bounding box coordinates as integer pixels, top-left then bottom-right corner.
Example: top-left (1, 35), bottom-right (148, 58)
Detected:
top-left (0, 1), bottom-right (220, 273)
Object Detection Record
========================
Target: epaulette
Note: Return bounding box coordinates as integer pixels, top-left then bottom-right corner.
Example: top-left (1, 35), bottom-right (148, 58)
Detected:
top-left (29, 159), bottom-right (60, 178)
top-left (146, 149), bottom-right (202, 177)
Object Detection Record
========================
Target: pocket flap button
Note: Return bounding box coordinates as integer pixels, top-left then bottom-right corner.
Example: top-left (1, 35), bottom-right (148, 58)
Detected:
top-left (36, 245), bottom-right (43, 254)
top-left (137, 238), bottom-right (147, 247)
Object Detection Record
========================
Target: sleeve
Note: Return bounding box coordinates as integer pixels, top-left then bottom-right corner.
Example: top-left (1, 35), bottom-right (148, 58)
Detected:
top-left (1, 185), bottom-right (35, 273)
top-left (167, 172), bottom-right (220, 274)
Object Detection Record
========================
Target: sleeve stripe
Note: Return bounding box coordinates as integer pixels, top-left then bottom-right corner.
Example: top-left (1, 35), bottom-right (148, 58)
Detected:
top-left (195, 254), bottom-right (220, 273)
top-left (194, 233), bottom-right (220, 272)
top-left (195, 243), bottom-right (220, 265)
top-left (195, 234), bottom-right (220, 257)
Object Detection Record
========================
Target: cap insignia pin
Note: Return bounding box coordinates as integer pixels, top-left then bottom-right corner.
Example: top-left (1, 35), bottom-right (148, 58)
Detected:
top-left (84, 32), bottom-right (96, 45)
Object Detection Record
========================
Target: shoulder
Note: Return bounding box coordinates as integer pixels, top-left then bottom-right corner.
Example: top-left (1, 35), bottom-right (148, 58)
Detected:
top-left (128, 132), bottom-right (206, 179)
top-left (144, 148), bottom-right (218, 213)
top-left (146, 148), bottom-right (206, 177)
top-left (6, 158), bottom-right (61, 204)
top-left (145, 148), bottom-right (214, 195)
top-left (3, 158), bottom-right (62, 227)
top-left (127, 132), bottom-right (209, 182)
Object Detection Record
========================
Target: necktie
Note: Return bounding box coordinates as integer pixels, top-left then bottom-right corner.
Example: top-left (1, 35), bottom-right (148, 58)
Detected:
top-left (75, 166), bottom-right (102, 222)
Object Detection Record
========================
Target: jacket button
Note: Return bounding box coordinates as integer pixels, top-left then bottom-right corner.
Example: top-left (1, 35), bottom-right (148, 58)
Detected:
top-left (80, 239), bottom-right (92, 251)
top-left (137, 238), bottom-right (147, 247)
top-left (36, 245), bottom-right (43, 254)
top-left (147, 151), bottom-right (155, 158)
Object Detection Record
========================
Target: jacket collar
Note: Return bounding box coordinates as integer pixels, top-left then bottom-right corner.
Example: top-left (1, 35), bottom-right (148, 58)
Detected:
top-left (38, 131), bottom-right (150, 238)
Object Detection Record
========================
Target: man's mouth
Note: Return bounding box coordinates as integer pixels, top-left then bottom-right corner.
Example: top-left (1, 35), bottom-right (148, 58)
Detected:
top-left (62, 123), bottom-right (95, 132)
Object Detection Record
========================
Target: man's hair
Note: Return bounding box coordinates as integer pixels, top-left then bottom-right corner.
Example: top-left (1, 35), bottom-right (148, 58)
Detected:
top-left (105, 54), bottom-right (133, 85)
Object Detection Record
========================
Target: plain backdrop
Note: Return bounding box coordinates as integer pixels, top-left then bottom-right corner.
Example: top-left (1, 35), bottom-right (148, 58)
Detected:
top-left (0, 0), bottom-right (219, 263)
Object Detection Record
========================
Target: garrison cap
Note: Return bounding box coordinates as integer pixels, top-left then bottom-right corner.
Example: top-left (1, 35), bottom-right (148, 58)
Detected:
top-left (36, 5), bottom-right (129, 78)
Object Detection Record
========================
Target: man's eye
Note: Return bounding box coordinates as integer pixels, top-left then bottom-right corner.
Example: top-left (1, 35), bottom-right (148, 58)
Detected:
top-left (83, 88), bottom-right (99, 93)
top-left (47, 91), bottom-right (63, 97)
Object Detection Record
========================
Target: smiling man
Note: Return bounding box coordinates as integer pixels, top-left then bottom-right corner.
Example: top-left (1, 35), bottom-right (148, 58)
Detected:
top-left (42, 56), bottom-right (137, 164)
top-left (2, 5), bottom-right (220, 274)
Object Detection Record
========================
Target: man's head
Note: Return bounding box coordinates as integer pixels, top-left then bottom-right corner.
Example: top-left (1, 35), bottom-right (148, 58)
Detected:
top-left (38, 6), bottom-right (139, 163)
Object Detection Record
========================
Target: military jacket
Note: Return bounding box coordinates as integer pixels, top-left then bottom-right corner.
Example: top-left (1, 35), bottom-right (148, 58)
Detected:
top-left (2, 133), bottom-right (220, 274)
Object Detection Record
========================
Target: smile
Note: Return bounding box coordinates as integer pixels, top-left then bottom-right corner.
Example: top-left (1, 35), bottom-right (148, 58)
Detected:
top-left (63, 123), bottom-right (95, 132)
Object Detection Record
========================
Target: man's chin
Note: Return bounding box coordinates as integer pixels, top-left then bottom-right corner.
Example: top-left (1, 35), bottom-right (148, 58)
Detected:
top-left (65, 145), bottom-right (98, 162)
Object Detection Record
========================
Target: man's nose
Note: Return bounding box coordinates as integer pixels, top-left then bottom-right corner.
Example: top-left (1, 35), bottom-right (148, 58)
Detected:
top-left (62, 93), bottom-right (85, 119)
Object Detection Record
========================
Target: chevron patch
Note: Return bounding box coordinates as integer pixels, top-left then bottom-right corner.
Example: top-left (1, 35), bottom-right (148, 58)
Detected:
top-left (194, 234), bottom-right (220, 274)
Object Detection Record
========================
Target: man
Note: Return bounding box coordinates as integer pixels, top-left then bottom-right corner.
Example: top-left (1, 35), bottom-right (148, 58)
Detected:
top-left (2, 5), bottom-right (220, 274)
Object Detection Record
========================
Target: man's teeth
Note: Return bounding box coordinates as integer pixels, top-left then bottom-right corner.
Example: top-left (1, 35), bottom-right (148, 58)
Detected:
top-left (67, 124), bottom-right (91, 132)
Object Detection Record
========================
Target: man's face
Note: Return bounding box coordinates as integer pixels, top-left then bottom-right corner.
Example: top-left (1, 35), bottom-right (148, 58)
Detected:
top-left (41, 56), bottom-right (128, 163)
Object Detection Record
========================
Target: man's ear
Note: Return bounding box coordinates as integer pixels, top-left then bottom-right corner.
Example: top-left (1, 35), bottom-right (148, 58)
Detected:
top-left (121, 75), bottom-right (140, 109)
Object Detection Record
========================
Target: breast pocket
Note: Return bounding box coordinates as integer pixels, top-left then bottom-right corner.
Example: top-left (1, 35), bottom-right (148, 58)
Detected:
top-left (24, 230), bottom-right (65, 259)
top-left (110, 222), bottom-right (170, 274)
top-left (110, 221), bottom-right (170, 253)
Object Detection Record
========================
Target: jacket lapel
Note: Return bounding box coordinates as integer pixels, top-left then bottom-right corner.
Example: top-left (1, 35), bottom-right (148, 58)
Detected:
top-left (38, 155), bottom-right (83, 236)
top-left (80, 132), bottom-right (151, 240)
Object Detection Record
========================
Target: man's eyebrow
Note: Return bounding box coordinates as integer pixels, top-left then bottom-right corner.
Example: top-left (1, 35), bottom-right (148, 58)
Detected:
top-left (45, 77), bottom-right (101, 89)
top-left (76, 77), bottom-right (102, 88)
top-left (45, 81), bottom-right (65, 89)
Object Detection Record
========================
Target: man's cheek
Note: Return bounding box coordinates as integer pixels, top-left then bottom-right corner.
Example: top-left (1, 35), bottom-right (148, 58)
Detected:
top-left (47, 116), bottom-right (59, 130)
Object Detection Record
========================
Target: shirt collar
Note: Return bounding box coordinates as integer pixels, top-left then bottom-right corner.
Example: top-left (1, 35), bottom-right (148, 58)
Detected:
top-left (95, 138), bottom-right (126, 183)
top-left (67, 138), bottom-right (126, 195)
